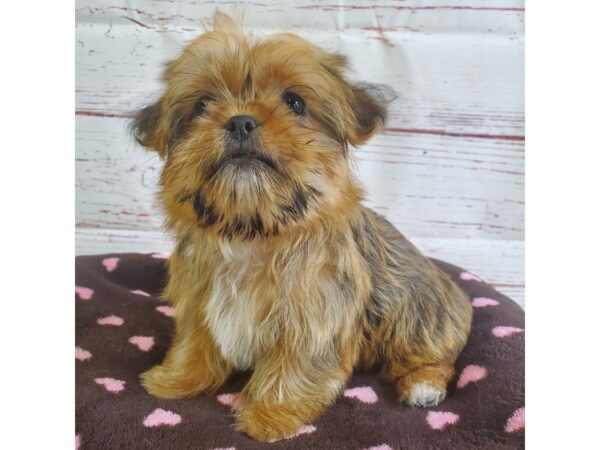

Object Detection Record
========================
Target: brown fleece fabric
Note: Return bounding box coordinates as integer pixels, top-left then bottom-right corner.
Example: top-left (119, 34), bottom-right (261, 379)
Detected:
top-left (75, 253), bottom-right (524, 450)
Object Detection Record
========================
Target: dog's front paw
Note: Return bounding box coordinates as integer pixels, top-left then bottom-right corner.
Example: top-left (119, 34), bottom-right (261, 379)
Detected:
top-left (141, 365), bottom-right (204, 399)
top-left (403, 382), bottom-right (446, 407)
top-left (235, 402), bottom-right (306, 442)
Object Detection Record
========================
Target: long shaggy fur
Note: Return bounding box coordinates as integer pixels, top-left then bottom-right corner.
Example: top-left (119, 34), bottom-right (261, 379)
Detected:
top-left (131, 12), bottom-right (472, 442)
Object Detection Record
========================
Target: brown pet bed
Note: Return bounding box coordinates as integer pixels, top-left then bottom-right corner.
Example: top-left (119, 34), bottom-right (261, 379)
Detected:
top-left (75, 253), bottom-right (524, 449)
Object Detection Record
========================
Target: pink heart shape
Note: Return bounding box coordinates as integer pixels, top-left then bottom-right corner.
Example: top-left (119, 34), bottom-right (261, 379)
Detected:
top-left (151, 252), bottom-right (170, 259)
top-left (131, 289), bottom-right (150, 297)
top-left (217, 392), bottom-right (246, 412)
top-left (285, 424), bottom-right (317, 439)
top-left (344, 386), bottom-right (378, 404)
top-left (102, 257), bottom-right (120, 272)
top-left (129, 336), bottom-right (154, 352)
top-left (459, 272), bottom-right (481, 282)
top-left (75, 346), bottom-right (92, 361)
top-left (75, 286), bottom-right (94, 300)
top-left (505, 406), bottom-right (524, 432)
top-left (97, 315), bottom-right (124, 326)
top-left (143, 408), bottom-right (182, 427)
top-left (217, 393), bottom-right (237, 406)
top-left (457, 365), bottom-right (487, 388)
top-left (492, 326), bottom-right (524, 338)
top-left (472, 297), bottom-right (499, 308)
top-left (426, 411), bottom-right (459, 430)
top-left (75, 434), bottom-right (81, 450)
top-left (94, 377), bottom-right (126, 393)
top-left (156, 305), bottom-right (175, 317)
top-left (365, 445), bottom-right (393, 450)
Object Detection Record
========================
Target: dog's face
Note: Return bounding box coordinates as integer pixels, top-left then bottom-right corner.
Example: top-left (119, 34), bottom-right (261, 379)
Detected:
top-left (132, 14), bottom-right (390, 240)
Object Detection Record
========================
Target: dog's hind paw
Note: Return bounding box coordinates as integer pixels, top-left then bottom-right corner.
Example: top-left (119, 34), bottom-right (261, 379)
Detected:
top-left (404, 383), bottom-right (445, 407)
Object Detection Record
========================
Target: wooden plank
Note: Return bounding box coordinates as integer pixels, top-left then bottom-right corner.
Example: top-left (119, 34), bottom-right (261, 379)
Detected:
top-left (76, 115), bottom-right (523, 239)
top-left (358, 129), bottom-right (523, 239)
top-left (75, 0), bottom-right (524, 35)
top-left (75, 228), bottom-right (524, 308)
top-left (75, 24), bottom-right (524, 138)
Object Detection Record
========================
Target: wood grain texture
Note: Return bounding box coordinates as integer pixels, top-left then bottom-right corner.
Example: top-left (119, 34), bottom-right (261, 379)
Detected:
top-left (76, 115), bottom-right (523, 239)
top-left (76, 26), bottom-right (524, 138)
top-left (75, 0), bottom-right (524, 35)
top-left (75, 0), bottom-right (524, 305)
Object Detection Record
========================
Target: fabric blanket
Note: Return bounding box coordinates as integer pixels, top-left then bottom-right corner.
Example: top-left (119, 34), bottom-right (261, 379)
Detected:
top-left (75, 253), bottom-right (524, 449)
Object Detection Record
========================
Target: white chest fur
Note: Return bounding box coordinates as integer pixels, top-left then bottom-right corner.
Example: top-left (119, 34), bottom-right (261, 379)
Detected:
top-left (202, 236), bottom-right (360, 370)
top-left (204, 241), bottom-right (275, 370)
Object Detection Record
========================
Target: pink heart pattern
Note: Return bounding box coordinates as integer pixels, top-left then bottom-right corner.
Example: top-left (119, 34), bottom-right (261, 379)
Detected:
top-left (129, 336), bottom-right (154, 352)
top-left (131, 289), bottom-right (150, 297)
top-left (459, 272), bottom-right (482, 282)
top-left (102, 257), bottom-right (120, 272)
top-left (457, 365), bottom-right (487, 388)
top-left (217, 393), bottom-right (238, 407)
top-left (426, 411), bottom-right (459, 430)
top-left (344, 386), bottom-right (378, 404)
top-left (492, 326), bottom-right (524, 338)
top-left (156, 305), bottom-right (175, 317)
top-left (75, 286), bottom-right (94, 300)
top-left (75, 346), bottom-right (92, 361)
top-left (472, 297), bottom-right (499, 308)
top-left (76, 254), bottom-right (524, 446)
top-left (95, 377), bottom-right (126, 393)
top-left (504, 407), bottom-right (524, 433)
top-left (143, 408), bottom-right (182, 427)
top-left (97, 315), bottom-right (124, 326)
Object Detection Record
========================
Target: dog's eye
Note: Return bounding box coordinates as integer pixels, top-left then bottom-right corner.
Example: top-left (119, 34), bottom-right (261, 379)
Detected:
top-left (194, 95), bottom-right (217, 116)
top-left (282, 92), bottom-right (306, 116)
top-left (195, 99), bottom-right (208, 116)
top-left (194, 95), bottom-right (217, 117)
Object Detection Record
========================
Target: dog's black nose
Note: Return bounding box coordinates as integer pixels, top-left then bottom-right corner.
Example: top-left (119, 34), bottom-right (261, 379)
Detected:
top-left (224, 115), bottom-right (258, 141)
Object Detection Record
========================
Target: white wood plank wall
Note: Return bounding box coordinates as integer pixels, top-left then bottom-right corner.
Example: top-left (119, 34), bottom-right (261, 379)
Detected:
top-left (75, 0), bottom-right (524, 307)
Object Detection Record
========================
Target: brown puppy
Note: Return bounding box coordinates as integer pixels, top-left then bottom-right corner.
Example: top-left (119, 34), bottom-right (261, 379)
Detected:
top-left (131, 13), bottom-right (472, 442)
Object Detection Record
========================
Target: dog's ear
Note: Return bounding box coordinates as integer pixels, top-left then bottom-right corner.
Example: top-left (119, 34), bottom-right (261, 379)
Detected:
top-left (131, 94), bottom-right (194, 158)
top-left (346, 82), bottom-right (396, 147)
top-left (130, 98), bottom-right (168, 157)
top-left (319, 52), bottom-right (395, 148)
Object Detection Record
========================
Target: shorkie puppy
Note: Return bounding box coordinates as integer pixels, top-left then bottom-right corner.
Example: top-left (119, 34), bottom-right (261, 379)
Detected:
top-left (131, 12), bottom-right (472, 442)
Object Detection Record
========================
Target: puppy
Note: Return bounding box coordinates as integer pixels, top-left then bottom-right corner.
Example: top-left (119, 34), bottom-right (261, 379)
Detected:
top-left (131, 12), bottom-right (472, 442)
